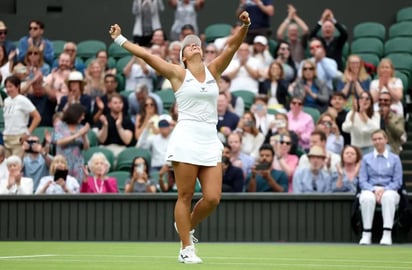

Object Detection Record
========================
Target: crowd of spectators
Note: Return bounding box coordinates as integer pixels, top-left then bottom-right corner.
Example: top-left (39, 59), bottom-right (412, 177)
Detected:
top-left (0, 2), bottom-right (408, 199)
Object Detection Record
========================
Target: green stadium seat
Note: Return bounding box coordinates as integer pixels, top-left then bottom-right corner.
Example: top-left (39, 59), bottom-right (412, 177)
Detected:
top-left (115, 74), bottom-right (125, 92)
top-left (232, 90), bottom-right (256, 111)
top-left (32, 126), bottom-right (54, 143)
top-left (384, 37), bottom-right (412, 55)
top-left (268, 39), bottom-right (278, 58)
top-left (204, 23), bottom-right (232, 43)
top-left (108, 42), bottom-right (130, 59)
top-left (83, 146), bottom-right (115, 172)
top-left (351, 38), bottom-right (384, 57)
top-left (116, 55), bottom-right (132, 74)
top-left (353, 22), bottom-right (386, 41)
top-left (357, 53), bottom-right (380, 68)
top-left (77, 40), bottom-right (107, 60)
top-left (116, 147), bottom-right (151, 171)
top-left (119, 89), bottom-right (134, 98)
top-left (155, 88), bottom-right (175, 111)
top-left (52, 40), bottom-right (66, 59)
top-left (389, 22), bottom-right (412, 39)
top-left (396, 6), bottom-right (412, 22)
top-left (0, 109), bottom-right (5, 132)
top-left (87, 130), bottom-right (99, 147)
top-left (303, 106), bottom-right (320, 124)
top-left (107, 171), bottom-right (130, 193)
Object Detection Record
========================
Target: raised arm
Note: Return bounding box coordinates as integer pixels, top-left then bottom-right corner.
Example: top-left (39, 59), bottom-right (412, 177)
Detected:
top-left (208, 11), bottom-right (250, 76)
top-left (109, 24), bottom-right (183, 86)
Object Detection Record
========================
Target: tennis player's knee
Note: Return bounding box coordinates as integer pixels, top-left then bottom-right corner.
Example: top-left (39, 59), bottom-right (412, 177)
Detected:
top-left (203, 193), bottom-right (220, 207)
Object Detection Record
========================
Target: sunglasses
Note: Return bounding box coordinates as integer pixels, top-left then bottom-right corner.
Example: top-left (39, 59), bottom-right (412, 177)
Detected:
top-left (205, 50), bottom-right (216, 54)
top-left (28, 51), bottom-right (39, 55)
top-left (0, 31), bottom-right (7, 35)
top-left (29, 26), bottom-right (39, 30)
top-left (303, 67), bottom-right (314, 71)
top-left (291, 101), bottom-right (302, 106)
top-left (279, 141), bottom-right (291, 145)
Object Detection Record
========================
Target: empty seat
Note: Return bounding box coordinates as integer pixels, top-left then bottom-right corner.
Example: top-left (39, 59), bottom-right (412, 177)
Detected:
top-left (108, 42), bottom-right (130, 59)
top-left (232, 90), bottom-right (256, 111)
top-left (52, 40), bottom-right (66, 59)
top-left (353, 22), bottom-right (386, 41)
top-left (384, 37), bottom-right (412, 55)
top-left (351, 38), bottom-right (384, 57)
top-left (77, 40), bottom-right (107, 60)
top-left (396, 6), bottom-right (412, 22)
top-left (389, 22), bottom-right (412, 39)
top-left (204, 23), bottom-right (232, 43)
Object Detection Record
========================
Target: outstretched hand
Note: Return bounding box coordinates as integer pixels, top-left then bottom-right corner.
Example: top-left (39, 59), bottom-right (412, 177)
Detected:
top-left (239, 11), bottom-right (251, 25)
top-left (109, 24), bottom-right (122, 40)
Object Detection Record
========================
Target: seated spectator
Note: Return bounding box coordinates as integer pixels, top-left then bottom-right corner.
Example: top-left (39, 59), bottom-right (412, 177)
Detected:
top-left (92, 74), bottom-right (129, 125)
top-left (0, 155), bottom-right (33, 194)
top-left (287, 96), bottom-right (315, 152)
top-left (251, 35), bottom-right (273, 72)
top-left (137, 115), bottom-right (172, 176)
top-left (236, 111), bottom-right (265, 159)
top-left (251, 95), bottom-right (275, 136)
top-left (217, 93), bottom-right (240, 142)
top-left (298, 37), bottom-right (339, 91)
top-left (128, 84), bottom-right (163, 122)
top-left (124, 156), bottom-right (156, 193)
top-left (293, 146), bottom-right (337, 193)
top-left (84, 59), bottom-right (105, 102)
top-left (218, 75), bottom-right (244, 117)
top-left (0, 146), bottom-right (9, 180)
top-left (223, 42), bottom-right (260, 94)
top-left (203, 43), bottom-right (219, 65)
top-left (123, 54), bottom-right (156, 92)
top-left (342, 91), bottom-right (380, 155)
top-left (35, 155), bottom-right (80, 194)
top-left (134, 96), bottom-right (160, 141)
top-left (329, 92), bottom-right (350, 145)
top-left (276, 4), bottom-right (309, 65)
top-left (370, 58), bottom-right (404, 117)
top-left (289, 60), bottom-right (329, 112)
top-left (27, 75), bottom-right (57, 127)
top-left (60, 42), bottom-right (85, 73)
top-left (336, 55), bottom-right (371, 110)
top-left (22, 135), bottom-right (52, 191)
top-left (0, 20), bottom-right (16, 57)
top-left (95, 50), bottom-right (116, 75)
top-left (265, 112), bottom-right (300, 155)
top-left (333, 145), bottom-right (361, 193)
top-left (298, 129), bottom-right (341, 173)
top-left (23, 45), bottom-right (51, 79)
top-left (246, 143), bottom-right (288, 192)
top-left (150, 28), bottom-right (168, 59)
top-left (96, 94), bottom-right (135, 156)
top-left (0, 44), bottom-right (15, 86)
top-left (378, 92), bottom-right (405, 154)
top-left (309, 9), bottom-right (348, 71)
top-left (227, 132), bottom-right (255, 180)
top-left (221, 143), bottom-right (244, 192)
top-left (270, 133), bottom-right (298, 193)
top-left (81, 152), bottom-right (118, 193)
top-left (44, 52), bottom-right (71, 104)
top-left (17, 20), bottom-right (54, 66)
top-left (316, 112), bottom-right (343, 155)
top-left (273, 40), bottom-right (296, 83)
top-left (57, 71), bottom-right (92, 125)
top-left (259, 60), bottom-right (289, 109)
top-left (358, 129), bottom-right (403, 246)
top-left (53, 103), bottom-right (90, 182)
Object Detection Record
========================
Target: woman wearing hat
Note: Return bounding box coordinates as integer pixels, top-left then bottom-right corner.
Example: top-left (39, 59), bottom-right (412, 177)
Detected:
top-left (110, 11), bottom-right (251, 264)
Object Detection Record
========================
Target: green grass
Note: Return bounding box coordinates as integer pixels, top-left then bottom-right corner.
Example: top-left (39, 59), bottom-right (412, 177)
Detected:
top-left (0, 242), bottom-right (411, 270)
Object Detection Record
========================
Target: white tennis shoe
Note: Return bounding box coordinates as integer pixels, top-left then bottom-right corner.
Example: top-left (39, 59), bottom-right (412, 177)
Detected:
top-left (174, 222), bottom-right (198, 247)
top-left (178, 245), bottom-right (203, 264)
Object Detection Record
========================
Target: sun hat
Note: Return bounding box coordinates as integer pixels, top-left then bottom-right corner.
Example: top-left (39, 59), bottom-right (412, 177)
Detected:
top-left (0, 21), bottom-right (6, 30)
top-left (253, 35), bottom-right (268, 46)
top-left (307, 146), bottom-right (326, 158)
top-left (66, 71), bottom-right (85, 85)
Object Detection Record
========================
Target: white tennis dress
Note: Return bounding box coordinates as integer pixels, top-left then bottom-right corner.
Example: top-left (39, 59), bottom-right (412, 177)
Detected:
top-left (166, 66), bottom-right (223, 166)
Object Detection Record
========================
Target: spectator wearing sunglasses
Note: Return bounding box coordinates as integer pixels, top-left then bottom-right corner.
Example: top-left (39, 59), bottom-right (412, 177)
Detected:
top-left (316, 112), bottom-right (343, 155)
top-left (287, 96), bottom-right (314, 152)
top-left (378, 92), bottom-right (404, 154)
top-left (0, 21), bottom-right (16, 57)
top-left (17, 20), bottom-right (54, 66)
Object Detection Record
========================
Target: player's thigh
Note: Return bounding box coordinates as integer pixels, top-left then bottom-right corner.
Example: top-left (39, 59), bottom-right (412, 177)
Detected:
top-left (198, 164), bottom-right (222, 201)
top-left (173, 162), bottom-right (199, 195)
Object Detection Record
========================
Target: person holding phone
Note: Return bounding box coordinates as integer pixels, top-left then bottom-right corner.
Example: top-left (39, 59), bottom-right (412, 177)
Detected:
top-left (35, 155), bottom-right (79, 194)
top-left (124, 156), bottom-right (156, 193)
top-left (246, 143), bottom-right (288, 192)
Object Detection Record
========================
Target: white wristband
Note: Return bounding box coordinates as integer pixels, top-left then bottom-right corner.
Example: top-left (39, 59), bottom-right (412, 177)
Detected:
top-left (114, 35), bottom-right (127, 46)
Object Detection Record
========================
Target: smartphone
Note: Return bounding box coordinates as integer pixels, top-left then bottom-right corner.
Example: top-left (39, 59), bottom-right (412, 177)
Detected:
top-left (54, 169), bottom-right (68, 181)
top-left (135, 163), bottom-right (144, 174)
top-left (255, 162), bottom-right (271, 170)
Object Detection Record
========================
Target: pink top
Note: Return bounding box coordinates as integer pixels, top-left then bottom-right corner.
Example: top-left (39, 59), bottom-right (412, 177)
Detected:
top-left (272, 154), bottom-right (299, 193)
top-left (80, 176), bottom-right (119, 193)
top-left (287, 111), bottom-right (314, 151)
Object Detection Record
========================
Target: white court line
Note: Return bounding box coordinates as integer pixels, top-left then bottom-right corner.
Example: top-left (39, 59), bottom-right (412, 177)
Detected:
top-left (0, 254), bottom-right (56, 259)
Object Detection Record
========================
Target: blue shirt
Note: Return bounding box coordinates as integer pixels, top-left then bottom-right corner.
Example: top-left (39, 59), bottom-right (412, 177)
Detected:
top-left (293, 167), bottom-right (337, 193)
top-left (18, 36), bottom-right (54, 66)
top-left (246, 169), bottom-right (288, 192)
top-left (23, 154), bottom-right (49, 191)
top-left (359, 149), bottom-right (402, 191)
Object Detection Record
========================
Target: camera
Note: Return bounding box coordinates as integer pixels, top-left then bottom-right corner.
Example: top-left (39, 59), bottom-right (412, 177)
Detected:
top-left (255, 162), bottom-right (271, 170)
top-left (25, 139), bottom-right (39, 153)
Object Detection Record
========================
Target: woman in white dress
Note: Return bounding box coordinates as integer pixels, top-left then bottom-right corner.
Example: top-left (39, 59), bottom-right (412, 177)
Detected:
top-left (109, 11), bottom-right (251, 264)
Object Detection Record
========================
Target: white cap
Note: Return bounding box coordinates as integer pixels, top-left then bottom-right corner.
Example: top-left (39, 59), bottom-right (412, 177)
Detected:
top-left (180, 34), bottom-right (202, 66)
top-left (253, 35), bottom-right (268, 46)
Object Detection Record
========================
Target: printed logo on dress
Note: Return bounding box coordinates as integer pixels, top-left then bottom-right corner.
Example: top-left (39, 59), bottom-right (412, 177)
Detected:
top-left (205, 79), bottom-right (216, 84)
top-left (200, 86), bottom-right (207, 92)
top-left (168, 155), bottom-right (173, 158)
top-left (185, 78), bottom-right (194, 83)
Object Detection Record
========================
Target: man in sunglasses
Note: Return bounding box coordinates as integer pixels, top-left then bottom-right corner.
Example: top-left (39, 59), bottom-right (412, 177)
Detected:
top-left (379, 92), bottom-right (404, 154)
top-left (17, 20), bottom-right (54, 66)
top-left (0, 21), bottom-right (16, 57)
